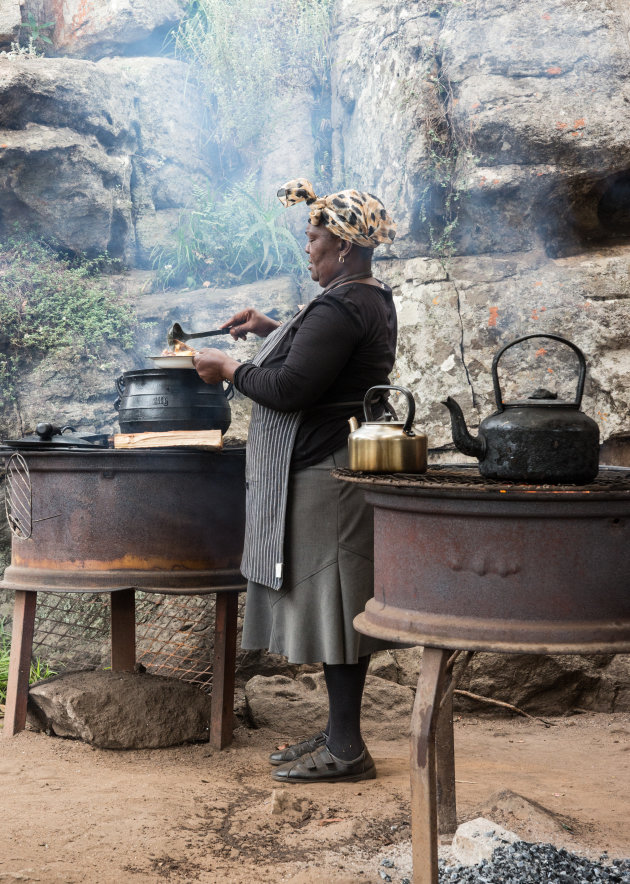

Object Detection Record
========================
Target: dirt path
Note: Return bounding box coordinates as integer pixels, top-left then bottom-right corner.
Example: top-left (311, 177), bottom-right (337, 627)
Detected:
top-left (2, 713), bottom-right (629, 883)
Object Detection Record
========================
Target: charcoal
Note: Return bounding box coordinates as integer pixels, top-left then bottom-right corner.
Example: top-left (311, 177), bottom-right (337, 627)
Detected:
top-left (436, 842), bottom-right (630, 883)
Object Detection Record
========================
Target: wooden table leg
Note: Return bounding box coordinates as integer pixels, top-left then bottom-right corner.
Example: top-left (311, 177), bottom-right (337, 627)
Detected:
top-left (410, 646), bottom-right (450, 884)
top-left (110, 589), bottom-right (136, 672)
top-left (436, 687), bottom-right (457, 835)
top-left (210, 590), bottom-right (239, 750)
top-left (4, 590), bottom-right (38, 737)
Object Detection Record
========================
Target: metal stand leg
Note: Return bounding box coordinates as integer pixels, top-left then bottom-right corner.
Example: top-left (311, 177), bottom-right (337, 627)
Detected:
top-left (110, 589), bottom-right (136, 672)
top-left (4, 590), bottom-right (38, 737)
top-left (436, 687), bottom-right (457, 835)
top-left (410, 646), bottom-right (450, 884)
top-left (210, 590), bottom-right (239, 750)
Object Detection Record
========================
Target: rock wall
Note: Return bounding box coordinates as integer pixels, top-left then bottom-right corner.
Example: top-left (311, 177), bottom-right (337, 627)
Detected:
top-left (0, 55), bottom-right (215, 265)
top-left (331, 0), bottom-right (630, 447)
top-left (3, 0), bottom-right (629, 446)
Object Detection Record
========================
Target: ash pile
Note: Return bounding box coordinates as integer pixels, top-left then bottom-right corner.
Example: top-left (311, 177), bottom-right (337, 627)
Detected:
top-left (437, 843), bottom-right (630, 884)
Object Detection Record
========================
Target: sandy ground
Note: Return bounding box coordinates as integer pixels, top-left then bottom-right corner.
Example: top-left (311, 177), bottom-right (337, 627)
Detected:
top-left (1, 712), bottom-right (629, 884)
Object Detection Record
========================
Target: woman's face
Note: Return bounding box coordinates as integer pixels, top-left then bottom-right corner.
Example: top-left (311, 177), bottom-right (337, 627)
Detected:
top-left (305, 223), bottom-right (346, 287)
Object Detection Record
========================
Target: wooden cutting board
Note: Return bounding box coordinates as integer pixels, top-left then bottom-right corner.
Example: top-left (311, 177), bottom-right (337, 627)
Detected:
top-left (113, 430), bottom-right (223, 450)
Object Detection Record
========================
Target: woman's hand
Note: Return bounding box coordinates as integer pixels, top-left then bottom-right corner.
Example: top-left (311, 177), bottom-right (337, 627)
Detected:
top-left (193, 348), bottom-right (240, 384)
top-left (222, 308), bottom-right (280, 340)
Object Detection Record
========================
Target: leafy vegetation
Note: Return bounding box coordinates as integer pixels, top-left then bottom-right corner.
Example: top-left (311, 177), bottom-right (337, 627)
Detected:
top-left (21, 12), bottom-right (55, 48)
top-left (176, 0), bottom-right (333, 150)
top-left (0, 230), bottom-right (136, 410)
top-left (416, 41), bottom-right (476, 263)
top-left (147, 0), bottom-right (335, 290)
top-left (152, 175), bottom-right (307, 289)
top-left (0, 619), bottom-right (57, 706)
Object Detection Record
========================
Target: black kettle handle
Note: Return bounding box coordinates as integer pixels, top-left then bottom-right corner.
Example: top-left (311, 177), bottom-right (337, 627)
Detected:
top-left (492, 334), bottom-right (587, 412)
top-left (115, 375), bottom-right (126, 397)
top-left (223, 381), bottom-right (234, 401)
top-left (364, 385), bottom-right (416, 436)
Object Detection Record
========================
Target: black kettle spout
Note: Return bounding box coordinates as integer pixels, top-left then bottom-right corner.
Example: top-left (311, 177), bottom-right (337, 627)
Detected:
top-left (442, 396), bottom-right (486, 460)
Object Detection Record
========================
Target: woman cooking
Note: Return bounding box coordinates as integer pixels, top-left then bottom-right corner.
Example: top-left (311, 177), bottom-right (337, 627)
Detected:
top-left (193, 178), bottom-right (399, 784)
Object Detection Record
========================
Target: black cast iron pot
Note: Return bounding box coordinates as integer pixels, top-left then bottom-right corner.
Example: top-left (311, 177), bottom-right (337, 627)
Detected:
top-left (114, 369), bottom-right (232, 434)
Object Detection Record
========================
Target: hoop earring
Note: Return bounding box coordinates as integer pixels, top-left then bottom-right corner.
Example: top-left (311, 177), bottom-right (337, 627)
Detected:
top-left (338, 255), bottom-right (344, 264)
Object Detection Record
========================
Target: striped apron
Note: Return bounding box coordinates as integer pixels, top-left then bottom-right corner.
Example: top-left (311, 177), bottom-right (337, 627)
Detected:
top-left (239, 312), bottom-right (304, 591)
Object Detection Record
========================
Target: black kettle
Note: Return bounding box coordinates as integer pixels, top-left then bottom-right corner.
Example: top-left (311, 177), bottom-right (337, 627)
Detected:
top-left (442, 334), bottom-right (600, 484)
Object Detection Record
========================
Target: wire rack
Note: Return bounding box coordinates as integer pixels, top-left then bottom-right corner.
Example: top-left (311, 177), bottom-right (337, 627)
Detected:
top-left (19, 590), bottom-right (248, 693)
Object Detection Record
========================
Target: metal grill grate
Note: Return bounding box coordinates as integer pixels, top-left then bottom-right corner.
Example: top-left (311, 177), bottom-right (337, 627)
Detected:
top-left (5, 454), bottom-right (32, 539)
top-left (334, 465), bottom-right (630, 497)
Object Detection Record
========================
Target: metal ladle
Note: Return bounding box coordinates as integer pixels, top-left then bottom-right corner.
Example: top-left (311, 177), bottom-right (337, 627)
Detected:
top-left (166, 322), bottom-right (234, 349)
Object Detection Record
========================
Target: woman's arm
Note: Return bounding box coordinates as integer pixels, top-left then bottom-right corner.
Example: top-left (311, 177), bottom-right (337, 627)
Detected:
top-left (194, 306), bottom-right (281, 384)
top-left (234, 297), bottom-right (363, 411)
top-left (221, 307), bottom-right (281, 340)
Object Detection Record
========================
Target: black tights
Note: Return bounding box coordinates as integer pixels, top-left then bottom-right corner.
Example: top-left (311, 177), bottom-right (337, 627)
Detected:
top-left (322, 654), bottom-right (370, 761)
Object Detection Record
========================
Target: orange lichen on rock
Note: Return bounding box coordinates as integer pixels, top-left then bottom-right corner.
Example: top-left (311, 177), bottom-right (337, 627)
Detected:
top-left (488, 306), bottom-right (499, 327)
top-left (546, 66), bottom-right (562, 75)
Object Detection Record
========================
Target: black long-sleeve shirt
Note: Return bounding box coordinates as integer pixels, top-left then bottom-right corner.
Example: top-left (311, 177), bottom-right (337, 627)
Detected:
top-left (233, 281), bottom-right (397, 469)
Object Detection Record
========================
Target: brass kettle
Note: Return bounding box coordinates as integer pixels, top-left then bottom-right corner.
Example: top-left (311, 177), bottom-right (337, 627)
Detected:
top-left (348, 385), bottom-right (427, 473)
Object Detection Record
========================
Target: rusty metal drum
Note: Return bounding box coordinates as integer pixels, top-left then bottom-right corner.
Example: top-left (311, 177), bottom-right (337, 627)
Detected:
top-left (1, 448), bottom-right (246, 594)
top-left (335, 466), bottom-right (630, 655)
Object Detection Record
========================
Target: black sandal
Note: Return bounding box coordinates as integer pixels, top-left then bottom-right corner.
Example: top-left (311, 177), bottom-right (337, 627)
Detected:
top-left (271, 744), bottom-right (376, 783)
top-left (268, 731), bottom-right (327, 766)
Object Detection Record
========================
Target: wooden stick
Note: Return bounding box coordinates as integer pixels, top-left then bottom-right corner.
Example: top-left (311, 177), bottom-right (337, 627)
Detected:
top-left (454, 689), bottom-right (555, 727)
top-left (114, 430), bottom-right (222, 450)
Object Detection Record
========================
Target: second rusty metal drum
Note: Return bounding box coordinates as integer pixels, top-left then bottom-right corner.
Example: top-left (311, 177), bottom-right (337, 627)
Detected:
top-left (2, 448), bottom-right (246, 593)
top-left (336, 467), bottom-right (630, 655)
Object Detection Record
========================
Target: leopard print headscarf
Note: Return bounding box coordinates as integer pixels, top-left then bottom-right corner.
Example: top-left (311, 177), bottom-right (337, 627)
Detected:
top-left (277, 178), bottom-right (396, 248)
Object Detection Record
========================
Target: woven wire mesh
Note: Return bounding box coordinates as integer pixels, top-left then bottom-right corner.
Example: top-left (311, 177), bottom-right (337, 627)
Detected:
top-left (24, 590), bottom-right (247, 693)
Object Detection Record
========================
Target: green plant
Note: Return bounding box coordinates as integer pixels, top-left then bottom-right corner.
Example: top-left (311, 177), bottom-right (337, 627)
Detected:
top-left (152, 175), bottom-right (308, 289)
top-left (176, 0), bottom-right (333, 150)
top-left (0, 619), bottom-right (57, 705)
top-left (0, 230), bottom-right (136, 412)
top-left (416, 42), bottom-right (475, 264)
top-left (21, 12), bottom-right (55, 47)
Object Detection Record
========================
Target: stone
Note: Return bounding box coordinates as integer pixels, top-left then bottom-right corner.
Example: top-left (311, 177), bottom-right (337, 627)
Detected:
top-left (23, 0), bottom-right (187, 59)
top-left (270, 789), bottom-right (305, 816)
top-left (451, 817), bottom-right (519, 866)
top-left (0, 56), bottom-right (137, 261)
top-left (0, 0), bottom-right (21, 48)
top-left (0, 56), bottom-right (218, 266)
top-left (476, 789), bottom-right (575, 845)
top-left (27, 668), bottom-right (211, 748)
top-left (330, 0), bottom-right (442, 256)
top-left (100, 57), bottom-right (217, 265)
top-left (369, 647), bottom-right (424, 689)
top-left (244, 672), bottom-right (414, 740)
top-left (456, 652), bottom-right (630, 715)
top-left (332, 0), bottom-right (630, 260)
top-left (440, 0), bottom-right (630, 257)
top-left (370, 647), bottom-right (630, 715)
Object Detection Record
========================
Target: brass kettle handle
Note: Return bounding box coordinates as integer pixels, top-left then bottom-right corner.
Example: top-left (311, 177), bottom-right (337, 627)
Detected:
top-left (364, 385), bottom-right (416, 436)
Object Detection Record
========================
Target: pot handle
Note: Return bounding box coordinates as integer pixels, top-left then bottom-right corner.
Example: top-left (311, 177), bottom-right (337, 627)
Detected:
top-left (223, 381), bottom-right (234, 401)
top-left (364, 385), bottom-right (416, 436)
top-left (115, 375), bottom-right (126, 397)
top-left (492, 333), bottom-right (587, 412)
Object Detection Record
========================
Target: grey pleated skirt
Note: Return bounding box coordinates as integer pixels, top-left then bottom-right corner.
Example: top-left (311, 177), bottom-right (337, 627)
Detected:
top-left (241, 445), bottom-right (402, 665)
